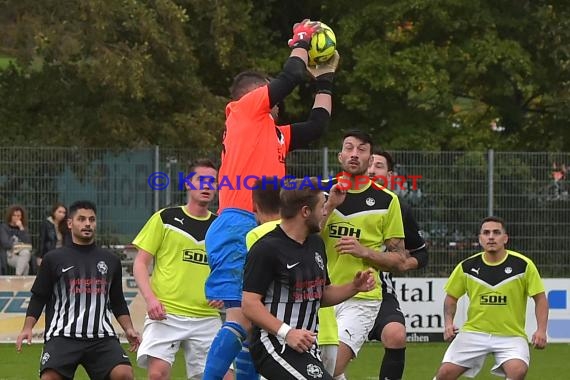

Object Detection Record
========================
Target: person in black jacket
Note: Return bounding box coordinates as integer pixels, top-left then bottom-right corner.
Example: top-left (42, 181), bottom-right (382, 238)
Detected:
top-left (38, 202), bottom-right (68, 267)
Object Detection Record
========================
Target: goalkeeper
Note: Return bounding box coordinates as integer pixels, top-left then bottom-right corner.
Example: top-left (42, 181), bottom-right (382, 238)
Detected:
top-left (203, 19), bottom-right (340, 380)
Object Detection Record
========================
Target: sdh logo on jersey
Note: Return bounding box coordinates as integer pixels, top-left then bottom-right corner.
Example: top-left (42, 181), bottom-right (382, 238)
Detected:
top-left (480, 291), bottom-right (507, 305)
top-left (328, 221), bottom-right (361, 239)
top-left (183, 249), bottom-right (208, 265)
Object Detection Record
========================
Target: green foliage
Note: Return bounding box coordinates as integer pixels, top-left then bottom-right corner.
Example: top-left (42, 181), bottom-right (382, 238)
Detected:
top-left (0, 1), bottom-right (568, 150)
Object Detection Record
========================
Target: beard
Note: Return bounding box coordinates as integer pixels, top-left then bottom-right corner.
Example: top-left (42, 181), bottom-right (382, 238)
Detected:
top-left (306, 217), bottom-right (321, 234)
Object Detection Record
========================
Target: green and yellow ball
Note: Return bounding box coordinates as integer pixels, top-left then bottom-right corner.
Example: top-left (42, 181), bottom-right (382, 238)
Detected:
top-left (308, 22), bottom-right (337, 66)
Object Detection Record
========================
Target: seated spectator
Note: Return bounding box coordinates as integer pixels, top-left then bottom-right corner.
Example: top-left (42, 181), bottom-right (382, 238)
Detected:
top-left (1, 205), bottom-right (33, 275)
top-left (38, 202), bottom-right (68, 267)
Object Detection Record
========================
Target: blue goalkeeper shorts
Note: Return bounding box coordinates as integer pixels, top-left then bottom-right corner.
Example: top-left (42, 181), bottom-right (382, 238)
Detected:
top-left (205, 208), bottom-right (257, 301)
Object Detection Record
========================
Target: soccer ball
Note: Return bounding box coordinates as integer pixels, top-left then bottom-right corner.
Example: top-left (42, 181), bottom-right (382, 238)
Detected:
top-left (308, 22), bottom-right (336, 66)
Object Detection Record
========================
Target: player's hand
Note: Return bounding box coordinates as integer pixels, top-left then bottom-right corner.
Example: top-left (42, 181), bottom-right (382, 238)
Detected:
top-left (146, 296), bottom-right (166, 320)
top-left (531, 329), bottom-right (547, 349)
top-left (284, 328), bottom-right (317, 353)
top-left (208, 300), bottom-right (224, 309)
top-left (352, 268), bottom-right (375, 293)
top-left (307, 51), bottom-right (340, 79)
top-left (335, 236), bottom-right (368, 259)
top-left (443, 324), bottom-right (459, 342)
top-left (326, 183), bottom-right (347, 210)
top-left (125, 328), bottom-right (141, 352)
top-left (288, 19), bottom-right (321, 50)
top-left (15, 328), bottom-right (33, 352)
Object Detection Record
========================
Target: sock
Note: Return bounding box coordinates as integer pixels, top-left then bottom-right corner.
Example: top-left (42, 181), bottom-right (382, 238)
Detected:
top-left (379, 347), bottom-right (406, 380)
top-left (203, 321), bottom-right (247, 380)
top-left (235, 341), bottom-right (259, 380)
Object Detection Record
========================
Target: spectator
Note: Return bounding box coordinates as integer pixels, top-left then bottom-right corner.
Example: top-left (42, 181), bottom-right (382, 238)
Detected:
top-left (1, 205), bottom-right (33, 275)
top-left (38, 202), bottom-right (68, 267)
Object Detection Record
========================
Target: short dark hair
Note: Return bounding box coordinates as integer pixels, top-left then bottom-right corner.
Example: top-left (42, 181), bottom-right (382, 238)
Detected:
top-left (68, 201), bottom-right (97, 218)
top-left (479, 216), bottom-right (507, 233)
top-left (187, 158), bottom-right (217, 175)
top-left (279, 178), bottom-right (322, 219)
top-left (252, 178), bottom-right (281, 215)
top-left (372, 148), bottom-right (395, 172)
top-left (5, 205), bottom-right (27, 228)
top-left (230, 71), bottom-right (268, 100)
top-left (342, 130), bottom-right (374, 152)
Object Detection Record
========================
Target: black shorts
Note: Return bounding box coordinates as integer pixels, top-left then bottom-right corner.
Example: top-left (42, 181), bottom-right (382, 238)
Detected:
top-left (39, 336), bottom-right (131, 380)
top-left (368, 292), bottom-right (406, 341)
top-left (252, 339), bottom-right (333, 380)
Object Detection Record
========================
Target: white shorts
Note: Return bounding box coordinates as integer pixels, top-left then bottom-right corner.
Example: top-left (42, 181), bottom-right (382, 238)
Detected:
top-left (335, 298), bottom-right (381, 357)
top-left (442, 331), bottom-right (530, 378)
top-left (137, 313), bottom-right (222, 379)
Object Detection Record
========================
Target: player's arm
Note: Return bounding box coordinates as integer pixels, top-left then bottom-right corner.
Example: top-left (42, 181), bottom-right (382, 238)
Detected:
top-left (335, 236), bottom-right (406, 273)
top-left (109, 256), bottom-right (141, 351)
top-left (267, 20), bottom-right (320, 108)
top-left (16, 254), bottom-right (53, 351)
top-left (321, 269), bottom-right (375, 307)
top-left (531, 292), bottom-right (548, 349)
top-left (526, 260), bottom-right (548, 349)
top-left (133, 248), bottom-right (166, 320)
top-left (443, 294), bottom-right (459, 342)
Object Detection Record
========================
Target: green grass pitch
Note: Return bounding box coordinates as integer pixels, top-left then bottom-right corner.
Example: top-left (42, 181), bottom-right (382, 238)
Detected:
top-left (2, 342), bottom-right (569, 379)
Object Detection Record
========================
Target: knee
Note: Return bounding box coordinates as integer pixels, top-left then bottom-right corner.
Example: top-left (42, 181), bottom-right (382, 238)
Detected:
top-left (108, 365), bottom-right (134, 380)
top-left (381, 323), bottom-right (406, 348)
top-left (435, 363), bottom-right (458, 380)
top-left (148, 369), bottom-right (169, 380)
top-left (504, 362), bottom-right (528, 380)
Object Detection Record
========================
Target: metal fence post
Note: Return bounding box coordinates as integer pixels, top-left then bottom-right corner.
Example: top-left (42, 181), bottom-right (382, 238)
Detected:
top-left (323, 147), bottom-right (329, 178)
top-left (154, 145), bottom-right (159, 212)
top-left (487, 149), bottom-right (494, 216)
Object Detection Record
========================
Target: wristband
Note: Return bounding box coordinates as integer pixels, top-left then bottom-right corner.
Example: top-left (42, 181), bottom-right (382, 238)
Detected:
top-left (277, 323), bottom-right (292, 340)
top-left (292, 40), bottom-right (310, 51)
top-left (315, 75), bottom-right (334, 95)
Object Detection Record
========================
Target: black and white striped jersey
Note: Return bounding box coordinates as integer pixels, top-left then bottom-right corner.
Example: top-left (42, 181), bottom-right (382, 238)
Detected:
top-left (243, 226), bottom-right (330, 352)
top-left (27, 243), bottom-right (129, 341)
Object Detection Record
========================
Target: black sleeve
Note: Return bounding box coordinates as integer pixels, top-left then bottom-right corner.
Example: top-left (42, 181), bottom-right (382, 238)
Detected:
top-left (402, 204), bottom-right (425, 251)
top-left (243, 240), bottom-right (277, 296)
top-left (38, 221), bottom-right (48, 258)
top-left (410, 247), bottom-right (429, 270)
top-left (267, 56), bottom-right (306, 108)
top-left (109, 255), bottom-right (130, 317)
top-left (0, 224), bottom-right (11, 250)
top-left (401, 204), bottom-right (429, 270)
top-left (288, 107), bottom-right (330, 151)
top-left (27, 254), bottom-right (54, 318)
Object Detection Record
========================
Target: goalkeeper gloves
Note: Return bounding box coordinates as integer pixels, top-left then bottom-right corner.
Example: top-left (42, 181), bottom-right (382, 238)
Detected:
top-left (288, 19), bottom-right (321, 50)
top-left (307, 51), bottom-right (340, 95)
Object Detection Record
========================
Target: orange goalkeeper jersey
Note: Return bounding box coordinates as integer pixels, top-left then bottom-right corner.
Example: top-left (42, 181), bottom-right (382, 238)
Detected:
top-left (218, 85), bottom-right (291, 213)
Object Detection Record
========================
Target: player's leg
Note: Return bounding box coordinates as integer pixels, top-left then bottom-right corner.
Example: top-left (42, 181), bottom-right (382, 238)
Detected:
top-left (434, 332), bottom-right (489, 379)
top-left (82, 337), bottom-right (133, 380)
top-left (320, 344), bottom-right (339, 376)
top-left (182, 316), bottom-right (225, 380)
top-left (333, 298), bottom-right (381, 377)
top-left (491, 335), bottom-right (529, 380)
top-left (368, 293), bottom-right (407, 380)
top-left (204, 209), bottom-right (258, 380)
top-left (136, 316), bottom-right (185, 380)
top-left (317, 306), bottom-right (339, 376)
top-left (39, 337), bottom-right (82, 380)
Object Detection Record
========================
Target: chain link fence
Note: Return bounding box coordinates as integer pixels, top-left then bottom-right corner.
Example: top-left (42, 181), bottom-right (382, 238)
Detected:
top-left (1, 147), bottom-right (568, 277)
